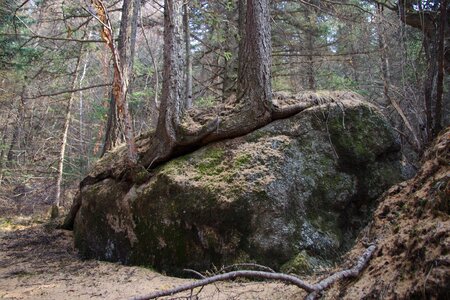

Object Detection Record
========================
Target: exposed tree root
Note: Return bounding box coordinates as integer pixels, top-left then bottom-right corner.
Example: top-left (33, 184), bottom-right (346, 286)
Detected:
top-left (113, 92), bottom-right (357, 178)
top-left (129, 244), bottom-right (376, 300)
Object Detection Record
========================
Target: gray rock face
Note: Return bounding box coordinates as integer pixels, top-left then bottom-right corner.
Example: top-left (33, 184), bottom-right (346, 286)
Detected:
top-left (73, 99), bottom-right (402, 274)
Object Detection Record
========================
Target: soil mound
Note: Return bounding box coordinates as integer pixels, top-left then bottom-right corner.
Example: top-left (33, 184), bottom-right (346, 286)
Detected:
top-left (328, 127), bottom-right (450, 299)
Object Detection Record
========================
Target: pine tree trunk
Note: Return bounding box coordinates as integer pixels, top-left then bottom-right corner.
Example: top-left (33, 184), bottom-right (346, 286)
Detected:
top-left (304, 7), bottom-right (316, 91)
top-left (152, 0), bottom-right (185, 156)
top-left (423, 34), bottom-right (437, 143)
top-left (237, 0), bottom-right (273, 119)
top-left (434, 0), bottom-right (447, 134)
top-left (183, 2), bottom-right (193, 109)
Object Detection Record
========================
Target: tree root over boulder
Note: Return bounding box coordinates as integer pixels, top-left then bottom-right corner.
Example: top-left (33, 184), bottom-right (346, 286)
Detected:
top-left (63, 91), bottom-right (363, 230)
top-left (129, 245), bottom-right (376, 300)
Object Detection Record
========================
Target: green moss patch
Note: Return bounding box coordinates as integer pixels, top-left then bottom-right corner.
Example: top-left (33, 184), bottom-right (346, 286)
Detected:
top-left (197, 147), bottom-right (225, 175)
top-left (281, 251), bottom-right (312, 274)
top-left (327, 105), bottom-right (396, 164)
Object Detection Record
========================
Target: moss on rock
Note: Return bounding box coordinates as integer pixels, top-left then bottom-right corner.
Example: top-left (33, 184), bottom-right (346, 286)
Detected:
top-left (327, 104), bottom-right (397, 164)
top-left (280, 251), bottom-right (312, 274)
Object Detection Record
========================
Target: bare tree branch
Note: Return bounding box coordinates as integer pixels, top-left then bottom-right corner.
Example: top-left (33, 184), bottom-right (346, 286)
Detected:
top-left (0, 33), bottom-right (104, 43)
top-left (130, 245), bottom-right (376, 300)
top-left (25, 83), bottom-right (112, 99)
top-left (220, 263), bottom-right (276, 273)
top-left (130, 270), bottom-right (316, 300)
top-left (306, 244), bottom-right (377, 300)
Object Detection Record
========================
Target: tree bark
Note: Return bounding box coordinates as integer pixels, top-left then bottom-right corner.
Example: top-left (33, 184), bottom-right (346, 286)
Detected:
top-left (304, 7), bottom-right (316, 91)
top-left (155, 0), bottom-right (185, 149)
top-left (90, 0), bottom-right (307, 175)
top-left (101, 93), bottom-right (121, 156)
top-left (237, 0), bottom-right (273, 119)
top-left (114, 0), bottom-right (275, 170)
top-left (95, 0), bottom-right (139, 163)
top-left (434, 0), bottom-right (447, 134)
top-left (7, 85), bottom-right (26, 164)
top-left (183, 2), bottom-right (193, 109)
top-left (423, 33), bottom-right (437, 142)
top-left (0, 110), bottom-right (12, 184)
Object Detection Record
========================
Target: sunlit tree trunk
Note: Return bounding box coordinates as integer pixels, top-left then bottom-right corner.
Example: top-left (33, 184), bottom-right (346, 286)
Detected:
top-left (78, 34), bottom-right (91, 176)
top-left (53, 46), bottom-right (83, 217)
top-left (100, 0), bottom-right (140, 162)
top-left (156, 0), bottom-right (185, 149)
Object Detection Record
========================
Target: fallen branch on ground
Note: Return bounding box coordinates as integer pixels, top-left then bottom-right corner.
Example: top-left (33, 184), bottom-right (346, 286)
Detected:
top-left (129, 244), bottom-right (376, 300)
top-left (305, 244), bottom-right (377, 299)
top-left (219, 263), bottom-right (275, 274)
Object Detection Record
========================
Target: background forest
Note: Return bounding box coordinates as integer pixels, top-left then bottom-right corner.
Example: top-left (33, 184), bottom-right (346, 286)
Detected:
top-left (0, 0), bottom-right (448, 212)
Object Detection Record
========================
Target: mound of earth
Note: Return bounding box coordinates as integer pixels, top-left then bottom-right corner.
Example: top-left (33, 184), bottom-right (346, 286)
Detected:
top-left (69, 96), bottom-right (404, 274)
top-left (327, 127), bottom-right (450, 299)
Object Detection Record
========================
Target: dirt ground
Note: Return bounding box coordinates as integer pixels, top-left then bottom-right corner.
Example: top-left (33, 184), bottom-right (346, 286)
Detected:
top-left (0, 214), bottom-right (305, 300)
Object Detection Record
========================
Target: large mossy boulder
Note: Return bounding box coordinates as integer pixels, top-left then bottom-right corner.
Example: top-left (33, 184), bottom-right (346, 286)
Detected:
top-left (73, 98), bottom-right (403, 274)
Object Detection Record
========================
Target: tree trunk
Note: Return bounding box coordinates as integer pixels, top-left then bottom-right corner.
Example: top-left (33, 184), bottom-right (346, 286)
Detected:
top-left (101, 93), bottom-right (122, 156)
top-left (78, 37), bottom-right (91, 177)
top-left (304, 7), bottom-right (316, 91)
top-left (423, 33), bottom-right (437, 143)
top-left (0, 110), bottom-right (12, 184)
top-left (54, 46), bottom-right (83, 216)
top-left (7, 85), bottom-right (26, 165)
top-left (376, 4), bottom-right (421, 151)
top-left (183, 2), bottom-right (193, 109)
top-left (154, 0), bottom-right (185, 150)
top-left (392, 0), bottom-right (449, 142)
top-left (96, 0), bottom-right (139, 163)
top-left (434, 0), bottom-right (447, 134)
top-left (139, 0), bottom-right (274, 167)
top-left (110, 0), bottom-right (287, 169)
top-left (237, 0), bottom-right (273, 118)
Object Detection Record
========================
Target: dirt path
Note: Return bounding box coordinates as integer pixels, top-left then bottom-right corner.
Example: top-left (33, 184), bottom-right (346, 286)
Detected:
top-left (0, 217), bottom-right (303, 300)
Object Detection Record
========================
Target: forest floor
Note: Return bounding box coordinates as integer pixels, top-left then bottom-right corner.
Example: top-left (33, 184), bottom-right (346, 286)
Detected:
top-left (0, 207), bottom-right (304, 300)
